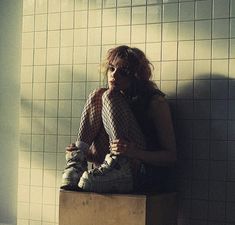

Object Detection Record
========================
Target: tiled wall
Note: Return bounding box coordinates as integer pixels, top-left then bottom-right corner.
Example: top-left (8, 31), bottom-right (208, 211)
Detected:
top-left (18, 0), bottom-right (235, 225)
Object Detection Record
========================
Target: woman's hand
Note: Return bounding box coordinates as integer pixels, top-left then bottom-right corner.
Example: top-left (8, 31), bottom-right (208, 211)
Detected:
top-left (110, 139), bottom-right (137, 158)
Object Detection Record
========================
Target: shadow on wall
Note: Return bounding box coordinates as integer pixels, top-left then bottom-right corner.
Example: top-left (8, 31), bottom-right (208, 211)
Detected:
top-left (168, 74), bottom-right (235, 223)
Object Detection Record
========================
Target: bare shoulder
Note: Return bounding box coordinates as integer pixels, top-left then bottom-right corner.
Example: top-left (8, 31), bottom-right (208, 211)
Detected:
top-left (149, 94), bottom-right (169, 111)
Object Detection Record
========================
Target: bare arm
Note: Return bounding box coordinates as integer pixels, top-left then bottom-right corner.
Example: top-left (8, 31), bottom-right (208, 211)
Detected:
top-left (111, 95), bottom-right (177, 167)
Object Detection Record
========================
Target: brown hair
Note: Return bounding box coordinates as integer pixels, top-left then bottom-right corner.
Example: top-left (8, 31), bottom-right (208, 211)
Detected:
top-left (103, 45), bottom-right (161, 97)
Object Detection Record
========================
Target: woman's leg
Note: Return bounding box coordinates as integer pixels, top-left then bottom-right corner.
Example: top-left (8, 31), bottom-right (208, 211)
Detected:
top-left (61, 88), bottom-right (108, 190)
top-left (78, 89), bottom-right (146, 193)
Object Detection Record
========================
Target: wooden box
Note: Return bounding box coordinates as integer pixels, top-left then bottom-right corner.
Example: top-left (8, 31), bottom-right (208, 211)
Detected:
top-left (59, 190), bottom-right (178, 225)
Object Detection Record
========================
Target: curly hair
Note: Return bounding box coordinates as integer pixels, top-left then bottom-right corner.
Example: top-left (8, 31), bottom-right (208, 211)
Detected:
top-left (103, 45), bottom-right (160, 97)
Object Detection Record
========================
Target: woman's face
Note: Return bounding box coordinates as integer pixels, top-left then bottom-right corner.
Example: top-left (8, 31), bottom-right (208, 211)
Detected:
top-left (107, 57), bottom-right (131, 91)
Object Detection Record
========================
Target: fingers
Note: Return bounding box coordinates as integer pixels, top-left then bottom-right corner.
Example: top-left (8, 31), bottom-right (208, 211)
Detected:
top-left (110, 139), bottom-right (129, 155)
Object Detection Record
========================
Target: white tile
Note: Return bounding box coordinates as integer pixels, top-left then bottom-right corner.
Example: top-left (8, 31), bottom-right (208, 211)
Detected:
top-left (61, 12), bottom-right (74, 29)
top-left (73, 47), bottom-right (87, 64)
top-left (35, 0), bottom-right (47, 14)
top-left (195, 0), bottom-right (212, 20)
top-left (74, 29), bottom-right (87, 46)
top-left (47, 31), bottom-right (60, 48)
top-left (132, 0), bottom-right (146, 5)
top-left (18, 185), bottom-right (30, 202)
top-left (32, 135), bottom-right (44, 152)
top-left (30, 186), bottom-right (43, 203)
top-left (178, 60), bottom-right (194, 80)
top-left (211, 59), bottom-right (228, 76)
top-left (117, 7), bottom-right (131, 25)
top-left (87, 64), bottom-right (100, 81)
top-left (23, 0), bottom-right (35, 15)
top-left (31, 152), bottom-right (44, 169)
top-left (33, 83), bottom-right (45, 99)
top-left (160, 80), bottom-right (176, 99)
top-left (87, 46), bottom-right (101, 63)
top-left (195, 40), bottom-right (211, 60)
top-left (88, 28), bottom-right (101, 45)
top-left (21, 66), bottom-right (33, 83)
top-left (59, 83), bottom-right (72, 99)
top-left (163, 3), bottom-right (178, 22)
top-left (60, 47), bottom-right (73, 65)
top-left (89, 0), bottom-right (102, 9)
top-left (131, 25), bottom-right (146, 43)
top-left (34, 49), bottom-right (46, 65)
top-left (46, 65), bottom-right (59, 82)
top-left (35, 31), bottom-right (47, 48)
top-left (72, 82), bottom-right (86, 99)
top-left (18, 168), bottom-right (30, 185)
top-left (179, 21), bottom-right (194, 41)
top-left (33, 65), bottom-right (46, 81)
top-left (61, 0), bottom-right (74, 11)
top-left (43, 169), bottom-right (56, 187)
top-left (212, 19), bottom-right (229, 39)
top-left (103, 0), bottom-right (116, 8)
top-left (23, 15), bottom-right (34, 32)
top-left (102, 9), bottom-right (116, 26)
top-left (48, 0), bottom-right (60, 13)
top-left (58, 100), bottom-right (72, 117)
top-left (231, 0), bottom-right (235, 17)
top-left (32, 100), bottom-right (45, 117)
top-left (48, 13), bottom-right (60, 30)
top-left (147, 5), bottom-right (162, 23)
top-left (163, 22), bottom-right (178, 42)
top-left (116, 26), bottom-right (131, 44)
top-left (88, 10), bottom-right (102, 27)
top-left (44, 153), bottom-right (57, 170)
top-left (32, 118), bottom-right (44, 134)
top-left (73, 64), bottom-right (87, 82)
top-left (146, 24), bottom-right (161, 42)
top-left (61, 30), bottom-right (73, 47)
top-left (117, 0), bottom-right (131, 7)
top-left (42, 205), bottom-right (56, 223)
top-left (195, 20), bottom-right (211, 40)
top-left (75, 0), bottom-right (88, 10)
top-left (45, 118), bottom-right (58, 135)
top-left (58, 118), bottom-right (71, 135)
top-left (22, 32), bottom-right (34, 49)
top-left (194, 60), bottom-right (211, 77)
top-left (30, 169), bottom-right (43, 186)
top-left (179, 2), bottom-right (194, 21)
top-left (17, 202), bottom-right (30, 219)
top-left (178, 41), bottom-right (194, 60)
top-left (146, 42), bottom-right (161, 61)
top-left (22, 49), bottom-right (34, 66)
top-left (30, 203), bottom-right (42, 220)
top-left (213, 0), bottom-right (229, 18)
top-left (75, 11), bottom-right (88, 29)
top-left (60, 65), bottom-right (73, 82)
top-left (47, 48), bottom-right (60, 65)
top-left (35, 14), bottom-right (47, 31)
top-left (45, 83), bottom-right (58, 100)
top-left (230, 19), bottom-right (235, 38)
top-left (162, 42), bottom-right (177, 60)
top-left (102, 27), bottom-right (116, 45)
top-left (161, 61), bottom-right (177, 80)
top-left (43, 187), bottom-right (56, 204)
top-left (212, 39), bottom-right (229, 59)
top-left (44, 135), bottom-right (57, 152)
top-left (132, 6), bottom-right (146, 25)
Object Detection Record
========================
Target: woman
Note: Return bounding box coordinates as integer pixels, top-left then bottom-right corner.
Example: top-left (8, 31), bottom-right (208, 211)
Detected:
top-left (61, 45), bottom-right (176, 193)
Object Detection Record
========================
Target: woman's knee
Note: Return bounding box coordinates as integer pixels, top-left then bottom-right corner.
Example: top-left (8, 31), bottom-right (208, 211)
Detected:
top-left (88, 88), bottom-right (107, 103)
top-left (102, 89), bottom-right (121, 103)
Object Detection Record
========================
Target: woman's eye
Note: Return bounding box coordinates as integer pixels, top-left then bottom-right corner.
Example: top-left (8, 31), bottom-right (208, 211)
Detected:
top-left (109, 66), bottom-right (115, 72)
